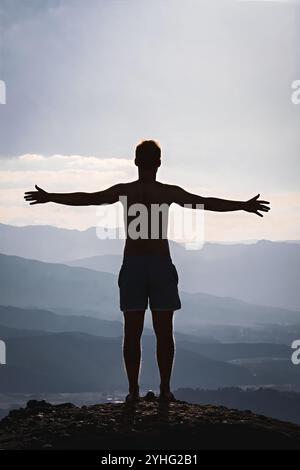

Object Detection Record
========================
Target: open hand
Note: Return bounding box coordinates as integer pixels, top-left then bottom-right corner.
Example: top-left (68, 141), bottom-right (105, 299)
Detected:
top-left (24, 185), bottom-right (50, 205)
top-left (244, 194), bottom-right (270, 217)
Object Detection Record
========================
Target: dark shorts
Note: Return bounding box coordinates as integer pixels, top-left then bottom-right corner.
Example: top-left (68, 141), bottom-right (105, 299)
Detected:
top-left (118, 255), bottom-right (181, 311)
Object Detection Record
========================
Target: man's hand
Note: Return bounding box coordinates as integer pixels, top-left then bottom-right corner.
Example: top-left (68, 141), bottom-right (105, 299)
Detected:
top-left (244, 194), bottom-right (270, 217)
top-left (24, 185), bottom-right (50, 205)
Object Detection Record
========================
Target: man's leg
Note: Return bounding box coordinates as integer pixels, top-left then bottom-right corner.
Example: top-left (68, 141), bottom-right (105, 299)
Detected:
top-left (151, 310), bottom-right (175, 396)
top-left (123, 310), bottom-right (146, 396)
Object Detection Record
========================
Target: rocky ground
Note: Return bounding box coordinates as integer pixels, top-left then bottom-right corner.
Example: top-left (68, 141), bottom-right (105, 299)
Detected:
top-left (1, 396), bottom-right (300, 450)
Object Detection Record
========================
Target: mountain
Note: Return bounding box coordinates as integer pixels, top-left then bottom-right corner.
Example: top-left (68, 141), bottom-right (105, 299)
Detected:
top-left (1, 398), bottom-right (300, 450)
top-left (178, 292), bottom-right (300, 327)
top-left (1, 223), bottom-right (300, 310)
top-left (0, 325), bottom-right (48, 338)
top-left (68, 254), bottom-right (121, 274)
top-left (186, 323), bottom-right (300, 345)
top-left (67, 241), bottom-right (300, 311)
top-left (174, 342), bottom-right (290, 361)
top-left (0, 305), bottom-right (220, 344)
top-left (0, 223), bottom-right (124, 263)
top-left (172, 240), bottom-right (300, 311)
top-left (175, 387), bottom-right (300, 426)
top-left (0, 331), bottom-right (253, 393)
top-left (1, 253), bottom-right (299, 327)
top-left (1, 315), bottom-right (297, 392)
top-left (2, 304), bottom-right (300, 346)
top-left (1, 328), bottom-right (299, 394)
top-left (0, 305), bottom-right (124, 337)
top-left (0, 253), bottom-right (119, 317)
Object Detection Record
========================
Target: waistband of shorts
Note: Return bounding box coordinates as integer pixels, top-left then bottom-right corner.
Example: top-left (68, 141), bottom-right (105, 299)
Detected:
top-left (122, 254), bottom-right (173, 264)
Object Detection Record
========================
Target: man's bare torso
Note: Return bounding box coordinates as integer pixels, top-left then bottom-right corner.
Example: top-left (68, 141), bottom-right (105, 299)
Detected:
top-left (120, 180), bottom-right (174, 257)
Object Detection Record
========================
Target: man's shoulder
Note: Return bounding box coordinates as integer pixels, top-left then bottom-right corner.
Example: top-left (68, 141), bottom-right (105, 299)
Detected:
top-left (157, 182), bottom-right (182, 193)
top-left (113, 181), bottom-right (138, 192)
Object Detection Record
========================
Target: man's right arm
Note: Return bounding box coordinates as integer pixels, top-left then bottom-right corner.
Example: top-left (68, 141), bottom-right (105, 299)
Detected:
top-left (24, 184), bottom-right (125, 206)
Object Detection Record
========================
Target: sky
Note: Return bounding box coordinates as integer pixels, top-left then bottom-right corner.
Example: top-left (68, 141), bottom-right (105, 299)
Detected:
top-left (0, 0), bottom-right (299, 241)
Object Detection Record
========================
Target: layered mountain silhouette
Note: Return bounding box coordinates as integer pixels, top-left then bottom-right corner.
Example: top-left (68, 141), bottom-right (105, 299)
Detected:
top-left (0, 329), bottom-right (255, 392)
top-left (1, 223), bottom-right (300, 428)
top-left (0, 305), bottom-right (125, 338)
top-left (0, 223), bottom-right (123, 262)
top-left (1, 253), bottom-right (299, 328)
top-left (1, 305), bottom-right (299, 393)
top-left (0, 305), bottom-right (218, 342)
top-left (176, 387), bottom-right (300, 425)
top-left (68, 241), bottom-right (300, 311)
top-left (1, 223), bottom-right (299, 310)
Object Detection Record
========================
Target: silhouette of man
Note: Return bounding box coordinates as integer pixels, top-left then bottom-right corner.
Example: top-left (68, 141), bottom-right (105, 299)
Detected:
top-left (24, 140), bottom-right (270, 402)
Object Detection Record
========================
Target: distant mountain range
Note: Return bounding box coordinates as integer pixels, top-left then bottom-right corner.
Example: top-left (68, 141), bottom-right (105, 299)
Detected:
top-left (1, 253), bottom-right (299, 328)
top-left (68, 241), bottom-right (300, 311)
top-left (0, 305), bottom-right (299, 394)
top-left (0, 305), bottom-right (219, 343)
top-left (175, 388), bottom-right (300, 426)
top-left (1, 324), bottom-right (299, 393)
top-left (0, 305), bottom-right (125, 338)
top-left (0, 223), bottom-right (299, 396)
top-left (1, 223), bottom-right (299, 310)
top-left (0, 252), bottom-right (118, 318)
top-left (0, 329), bottom-right (254, 393)
top-left (1, 305), bottom-right (294, 361)
top-left (0, 223), bottom-right (124, 262)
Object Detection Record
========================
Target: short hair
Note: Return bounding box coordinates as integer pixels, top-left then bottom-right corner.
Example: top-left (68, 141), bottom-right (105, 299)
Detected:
top-left (135, 140), bottom-right (161, 169)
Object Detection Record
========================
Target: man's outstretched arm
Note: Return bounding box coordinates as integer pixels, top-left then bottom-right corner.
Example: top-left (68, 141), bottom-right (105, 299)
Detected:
top-left (24, 184), bottom-right (124, 206)
top-left (171, 186), bottom-right (270, 217)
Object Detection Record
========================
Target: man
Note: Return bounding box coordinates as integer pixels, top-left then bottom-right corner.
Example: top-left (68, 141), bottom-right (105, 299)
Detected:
top-left (24, 140), bottom-right (270, 402)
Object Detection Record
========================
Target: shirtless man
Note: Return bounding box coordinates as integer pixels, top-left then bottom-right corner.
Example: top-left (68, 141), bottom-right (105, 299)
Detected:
top-left (24, 140), bottom-right (270, 402)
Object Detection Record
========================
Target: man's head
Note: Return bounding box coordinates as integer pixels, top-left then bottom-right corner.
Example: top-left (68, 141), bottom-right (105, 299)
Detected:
top-left (135, 140), bottom-right (161, 170)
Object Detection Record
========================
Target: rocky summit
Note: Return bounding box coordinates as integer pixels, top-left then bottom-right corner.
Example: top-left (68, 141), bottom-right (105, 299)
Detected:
top-left (1, 397), bottom-right (300, 450)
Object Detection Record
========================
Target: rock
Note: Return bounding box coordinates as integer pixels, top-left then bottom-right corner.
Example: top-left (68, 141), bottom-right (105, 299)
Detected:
top-left (144, 390), bottom-right (156, 402)
top-left (1, 398), bottom-right (300, 450)
top-left (27, 400), bottom-right (51, 410)
top-left (56, 403), bottom-right (76, 409)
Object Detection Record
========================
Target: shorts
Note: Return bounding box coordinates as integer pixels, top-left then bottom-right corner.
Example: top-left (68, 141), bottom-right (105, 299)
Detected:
top-left (118, 255), bottom-right (181, 311)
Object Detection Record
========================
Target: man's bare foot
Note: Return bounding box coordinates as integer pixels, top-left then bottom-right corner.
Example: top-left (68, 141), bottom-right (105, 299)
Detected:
top-left (125, 391), bottom-right (140, 403)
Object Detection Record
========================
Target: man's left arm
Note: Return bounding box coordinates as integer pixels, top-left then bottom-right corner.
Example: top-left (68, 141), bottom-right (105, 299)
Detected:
top-left (170, 186), bottom-right (270, 217)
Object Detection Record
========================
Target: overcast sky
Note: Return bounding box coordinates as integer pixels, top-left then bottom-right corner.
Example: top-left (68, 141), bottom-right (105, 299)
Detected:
top-left (0, 0), bottom-right (299, 241)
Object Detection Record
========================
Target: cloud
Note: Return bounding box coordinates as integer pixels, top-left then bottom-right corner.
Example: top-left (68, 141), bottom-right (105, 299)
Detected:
top-left (1, 0), bottom-right (299, 195)
top-left (4, 153), bottom-right (134, 175)
top-left (0, 154), bottom-right (135, 229)
top-left (0, 1), bottom-right (299, 240)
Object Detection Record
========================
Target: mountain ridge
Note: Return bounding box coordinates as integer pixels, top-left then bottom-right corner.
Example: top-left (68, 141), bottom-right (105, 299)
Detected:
top-left (1, 222), bottom-right (300, 310)
top-left (1, 252), bottom-right (299, 326)
top-left (0, 331), bottom-right (254, 392)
